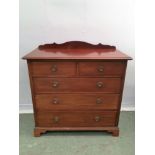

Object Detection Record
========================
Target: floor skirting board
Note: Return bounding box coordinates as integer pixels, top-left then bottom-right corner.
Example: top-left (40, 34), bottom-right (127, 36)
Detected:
top-left (19, 104), bottom-right (135, 113)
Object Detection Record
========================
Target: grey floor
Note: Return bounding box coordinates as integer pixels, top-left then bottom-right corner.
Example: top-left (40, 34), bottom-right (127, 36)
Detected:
top-left (19, 111), bottom-right (135, 155)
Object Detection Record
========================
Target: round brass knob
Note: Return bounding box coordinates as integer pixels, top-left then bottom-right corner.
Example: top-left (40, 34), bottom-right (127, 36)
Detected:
top-left (53, 116), bottom-right (59, 123)
top-left (96, 98), bottom-right (103, 104)
top-left (95, 116), bottom-right (101, 122)
top-left (96, 82), bottom-right (103, 88)
top-left (52, 81), bottom-right (59, 88)
top-left (51, 65), bottom-right (57, 72)
top-left (53, 98), bottom-right (59, 104)
top-left (98, 66), bottom-right (104, 72)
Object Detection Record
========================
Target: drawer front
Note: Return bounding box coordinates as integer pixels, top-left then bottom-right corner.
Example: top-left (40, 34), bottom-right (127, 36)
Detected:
top-left (35, 94), bottom-right (120, 110)
top-left (33, 78), bottom-right (122, 93)
top-left (79, 62), bottom-right (125, 77)
top-left (36, 111), bottom-right (117, 127)
top-left (31, 62), bottom-right (76, 76)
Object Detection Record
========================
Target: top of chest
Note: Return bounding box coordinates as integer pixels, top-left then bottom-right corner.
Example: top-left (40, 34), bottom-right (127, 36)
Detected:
top-left (23, 41), bottom-right (132, 60)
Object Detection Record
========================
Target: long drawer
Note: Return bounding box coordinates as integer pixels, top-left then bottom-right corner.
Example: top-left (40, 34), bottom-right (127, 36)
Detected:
top-left (35, 94), bottom-right (120, 110)
top-left (33, 78), bottom-right (122, 93)
top-left (36, 111), bottom-right (117, 127)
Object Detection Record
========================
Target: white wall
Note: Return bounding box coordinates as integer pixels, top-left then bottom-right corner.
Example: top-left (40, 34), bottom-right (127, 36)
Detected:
top-left (19, 0), bottom-right (135, 111)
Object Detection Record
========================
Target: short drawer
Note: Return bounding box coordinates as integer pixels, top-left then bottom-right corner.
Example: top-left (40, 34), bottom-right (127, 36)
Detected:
top-left (33, 78), bottom-right (122, 93)
top-left (79, 61), bottom-right (125, 77)
top-left (35, 94), bottom-right (120, 110)
top-left (30, 62), bottom-right (76, 76)
top-left (36, 111), bottom-right (117, 127)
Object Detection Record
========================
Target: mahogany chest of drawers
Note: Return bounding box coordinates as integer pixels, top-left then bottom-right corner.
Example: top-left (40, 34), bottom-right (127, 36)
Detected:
top-left (23, 41), bottom-right (132, 137)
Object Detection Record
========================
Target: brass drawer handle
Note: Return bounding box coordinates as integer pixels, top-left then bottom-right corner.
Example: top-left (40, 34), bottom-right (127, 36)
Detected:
top-left (53, 116), bottom-right (59, 123)
top-left (97, 66), bottom-right (104, 72)
top-left (51, 65), bottom-right (57, 72)
top-left (95, 116), bottom-right (101, 122)
top-left (53, 98), bottom-right (59, 104)
top-left (96, 82), bottom-right (103, 88)
top-left (96, 98), bottom-right (103, 104)
top-left (52, 81), bottom-right (59, 88)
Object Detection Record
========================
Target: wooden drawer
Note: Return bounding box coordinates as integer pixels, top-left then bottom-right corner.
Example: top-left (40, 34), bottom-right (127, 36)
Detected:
top-left (36, 111), bottom-right (117, 127)
top-left (30, 62), bottom-right (76, 76)
top-left (33, 78), bottom-right (122, 93)
top-left (79, 61), bottom-right (125, 77)
top-left (35, 94), bottom-right (120, 110)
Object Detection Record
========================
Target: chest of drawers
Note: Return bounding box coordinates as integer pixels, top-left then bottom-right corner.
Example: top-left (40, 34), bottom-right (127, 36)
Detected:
top-left (23, 41), bottom-right (132, 137)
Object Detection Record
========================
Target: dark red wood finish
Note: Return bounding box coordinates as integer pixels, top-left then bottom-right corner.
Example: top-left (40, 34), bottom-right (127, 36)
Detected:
top-left (31, 61), bottom-right (76, 76)
top-left (23, 41), bottom-right (132, 137)
top-left (36, 111), bottom-right (117, 127)
top-left (33, 77), bottom-right (122, 93)
top-left (23, 41), bottom-right (132, 60)
top-left (35, 94), bottom-right (120, 110)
